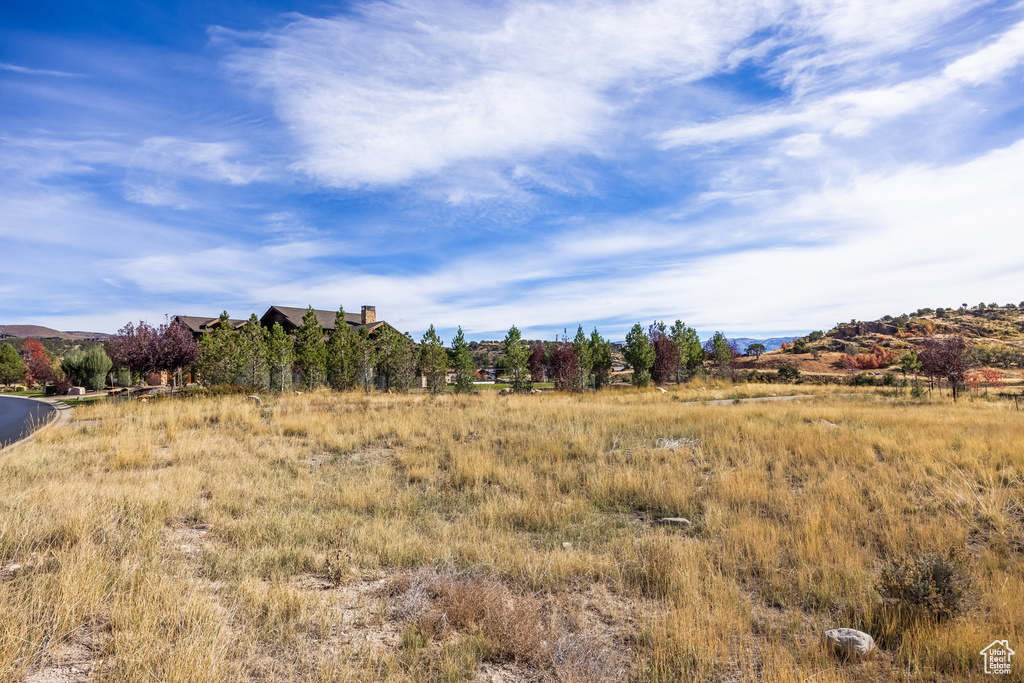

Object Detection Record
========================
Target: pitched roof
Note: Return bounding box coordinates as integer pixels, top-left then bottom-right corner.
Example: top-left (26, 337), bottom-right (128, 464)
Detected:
top-left (173, 315), bottom-right (247, 333)
top-left (261, 306), bottom-right (388, 333)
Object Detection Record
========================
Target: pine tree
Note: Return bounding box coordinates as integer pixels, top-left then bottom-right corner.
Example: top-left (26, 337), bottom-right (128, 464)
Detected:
top-left (572, 325), bottom-right (593, 392)
top-left (589, 328), bottom-right (612, 389)
top-left (327, 306), bottom-right (351, 390)
top-left (200, 312), bottom-right (243, 386)
top-left (419, 325), bottom-right (447, 393)
top-left (670, 320), bottom-right (704, 381)
top-left (266, 322), bottom-right (294, 391)
top-left (623, 322), bottom-right (654, 387)
top-left (0, 343), bottom-right (27, 386)
top-left (294, 306), bottom-right (327, 388)
top-left (351, 328), bottom-right (375, 392)
top-left (239, 314), bottom-right (269, 388)
top-left (502, 325), bottom-right (530, 392)
top-left (375, 326), bottom-right (415, 392)
top-left (451, 327), bottom-right (475, 394)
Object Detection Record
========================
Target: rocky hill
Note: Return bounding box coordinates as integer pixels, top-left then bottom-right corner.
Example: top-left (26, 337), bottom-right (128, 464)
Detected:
top-left (740, 302), bottom-right (1024, 382)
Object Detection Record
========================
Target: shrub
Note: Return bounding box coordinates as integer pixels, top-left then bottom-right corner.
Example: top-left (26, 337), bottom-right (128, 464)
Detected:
top-left (776, 364), bottom-right (800, 382)
top-left (791, 339), bottom-right (809, 354)
top-left (851, 373), bottom-right (876, 386)
top-left (877, 549), bottom-right (975, 621)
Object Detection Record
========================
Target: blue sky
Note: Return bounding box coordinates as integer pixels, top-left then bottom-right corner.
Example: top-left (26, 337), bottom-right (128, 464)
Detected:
top-left (2, 0), bottom-right (1024, 341)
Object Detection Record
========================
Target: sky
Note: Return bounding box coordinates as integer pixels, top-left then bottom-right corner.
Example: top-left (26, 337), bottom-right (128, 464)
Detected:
top-left (2, 0), bottom-right (1023, 341)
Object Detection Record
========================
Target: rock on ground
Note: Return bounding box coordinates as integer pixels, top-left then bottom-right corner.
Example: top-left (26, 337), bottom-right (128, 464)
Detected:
top-left (824, 628), bottom-right (876, 660)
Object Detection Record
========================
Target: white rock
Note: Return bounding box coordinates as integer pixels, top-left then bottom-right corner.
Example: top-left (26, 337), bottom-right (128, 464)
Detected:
top-left (561, 542), bottom-right (572, 549)
top-left (656, 387), bottom-right (667, 393)
top-left (247, 395), bottom-right (262, 406)
top-left (825, 628), bottom-right (876, 660)
top-left (657, 517), bottom-right (692, 527)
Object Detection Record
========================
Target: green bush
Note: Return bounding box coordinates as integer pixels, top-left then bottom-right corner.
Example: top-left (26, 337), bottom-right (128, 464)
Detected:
top-left (776, 364), bottom-right (800, 382)
top-left (877, 549), bottom-right (975, 622)
top-left (791, 339), bottom-right (809, 354)
top-left (851, 373), bottom-right (876, 386)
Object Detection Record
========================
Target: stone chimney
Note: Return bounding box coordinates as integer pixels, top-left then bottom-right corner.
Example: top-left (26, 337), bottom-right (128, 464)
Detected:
top-left (361, 305), bottom-right (376, 325)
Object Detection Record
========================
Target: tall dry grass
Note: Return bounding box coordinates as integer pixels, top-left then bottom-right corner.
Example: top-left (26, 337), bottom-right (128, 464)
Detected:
top-left (0, 384), bottom-right (1020, 681)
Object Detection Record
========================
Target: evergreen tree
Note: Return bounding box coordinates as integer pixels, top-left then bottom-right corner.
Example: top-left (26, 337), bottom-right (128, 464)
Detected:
top-left (451, 327), bottom-right (475, 394)
top-left (704, 331), bottom-right (735, 377)
top-left (239, 314), bottom-right (269, 388)
top-left (623, 322), bottom-right (654, 387)
top-left (61, 347), bottom-right (112, 391)
top-left (572, 325), bottom-right (593, 392)
top-left (670, 320), bottom-right (704, 381)
top-left (327, 307), bottom-right (352, 390)
top-left (419, 325), bottom-right (447, 393)
top-left (294, 306), bottom-right (327, 388)
top-left (266, 322), bottom-right (294, 391)
top-left (0, 343), bottom-right (26, 386)
top-left (502, 324), bottom-right (530, 392)
top-left (375, 326), bottom-right (415, 392)
top-left (199, 312), bottom-right (243, 385)
top-left (589, 328), bottom-right (612, 389)
top-left (351, 328), bottom-right (376, 392)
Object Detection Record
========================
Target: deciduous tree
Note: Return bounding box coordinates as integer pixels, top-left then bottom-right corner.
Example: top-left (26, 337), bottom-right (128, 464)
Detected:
top-left (746, 343), bottom-right (766, 360)
top-left (648, 321), bottom-right (679, 385)
top-left (919, 336), bottom-right (970, 401)
top-left (548, 342), bottom-right (577, 392)
top-left (155, 318), bottom-right (200, 387)
top-left (528, 341), bottom-right (546, 383)
top-left (22, 339), bottom-right (53, 387)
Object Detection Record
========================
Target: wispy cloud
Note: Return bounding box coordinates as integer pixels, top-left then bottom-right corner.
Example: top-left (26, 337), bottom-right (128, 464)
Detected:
top-left (0, 62), bottom-right (80, 77)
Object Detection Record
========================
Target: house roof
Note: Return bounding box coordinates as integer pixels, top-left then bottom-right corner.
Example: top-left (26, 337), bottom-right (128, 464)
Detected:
top-left (261, 306), bottom-right (387, 333)
top-left (173, 315), bottom-right (248, 333)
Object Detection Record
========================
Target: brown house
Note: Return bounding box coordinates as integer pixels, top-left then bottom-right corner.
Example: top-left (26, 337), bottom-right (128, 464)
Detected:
top-left (172, 315), bottom-right (249, 340)
top-left (258, 305), bottom-right (389, 336)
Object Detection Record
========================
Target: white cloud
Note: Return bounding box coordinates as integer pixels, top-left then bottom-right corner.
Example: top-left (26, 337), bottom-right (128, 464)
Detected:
top-left (660, 18), bottom-right (1024, 147)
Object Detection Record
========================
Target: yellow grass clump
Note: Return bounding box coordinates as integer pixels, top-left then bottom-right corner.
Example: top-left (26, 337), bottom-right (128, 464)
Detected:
top-left (0, 385), bottom-right (1021, 681)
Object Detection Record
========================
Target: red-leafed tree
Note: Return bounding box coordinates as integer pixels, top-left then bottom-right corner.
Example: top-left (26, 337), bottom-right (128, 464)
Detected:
top-left (106, 321), bottom-right (158, 382)
top-left (22, 339), bottom-right (53, 387)
top-left (648, 322), bottom-right (679, 385)
top-left (154, 318), bottom-right (201, 386)
top-left (980, 368), bottom-right (1001, 395)
top-left (528, 341), bottom-right (546, 383)
top-left (547, 342), bottom-right (577, 392)
top-left (919, 336), bottom-right (970, 401)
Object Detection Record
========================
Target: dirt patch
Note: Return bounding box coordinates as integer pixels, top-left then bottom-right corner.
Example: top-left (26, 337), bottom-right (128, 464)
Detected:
top-left (387, 568), bottom-right (645, 682)
top-left (24, 625), bottom-right (109, 683)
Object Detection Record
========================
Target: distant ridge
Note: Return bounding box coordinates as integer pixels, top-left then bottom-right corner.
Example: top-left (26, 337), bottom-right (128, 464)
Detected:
top-left (0, 325), bottom-right (110, 340)
top-left (732, 337), bottom-right (798, 353)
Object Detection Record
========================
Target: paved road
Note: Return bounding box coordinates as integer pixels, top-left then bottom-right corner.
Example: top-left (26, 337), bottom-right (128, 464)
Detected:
top-left (0, 396), bottom-right (56, 447)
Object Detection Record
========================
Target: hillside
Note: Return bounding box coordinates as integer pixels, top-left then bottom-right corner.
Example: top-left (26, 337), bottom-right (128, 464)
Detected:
top-left (0, 325), bottom-right (110, 340)
top-left (739, 302), bottom-right (1024, 382)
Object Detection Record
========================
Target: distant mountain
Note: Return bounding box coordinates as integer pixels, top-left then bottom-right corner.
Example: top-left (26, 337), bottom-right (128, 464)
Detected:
top-left (0, 325), bottom-right (110, 340)
top-left (732, 337), bottom-right (799, 353)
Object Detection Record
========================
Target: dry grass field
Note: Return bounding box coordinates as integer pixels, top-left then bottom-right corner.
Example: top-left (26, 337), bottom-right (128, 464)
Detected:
top-left (1, 384), bottom-right (1021, 682)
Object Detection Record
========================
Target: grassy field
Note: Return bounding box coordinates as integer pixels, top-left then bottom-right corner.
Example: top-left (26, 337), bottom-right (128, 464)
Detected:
top-left (0, 384), bottom-right (1021, 681)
